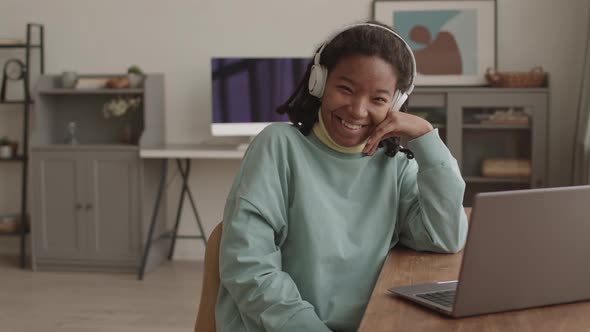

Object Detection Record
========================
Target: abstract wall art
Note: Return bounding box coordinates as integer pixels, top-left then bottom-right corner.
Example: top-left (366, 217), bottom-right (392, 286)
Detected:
top-left (373, 0), bottom-right (496, 86)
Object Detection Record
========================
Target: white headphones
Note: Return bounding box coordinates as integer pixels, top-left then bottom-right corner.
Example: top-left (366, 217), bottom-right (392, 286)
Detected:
top-left (308, 23), bottom-right (417, 112)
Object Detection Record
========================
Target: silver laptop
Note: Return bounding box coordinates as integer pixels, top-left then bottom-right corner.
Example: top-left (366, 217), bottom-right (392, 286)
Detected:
top-left (389, 185), bottom-right (590, 317)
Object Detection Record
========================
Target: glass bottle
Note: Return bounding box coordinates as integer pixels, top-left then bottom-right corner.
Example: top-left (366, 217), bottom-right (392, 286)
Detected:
top-left (64, 121), bottom-right (79, 144)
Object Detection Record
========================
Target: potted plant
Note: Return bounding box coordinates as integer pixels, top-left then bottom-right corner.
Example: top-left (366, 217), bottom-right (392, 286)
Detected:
top-left (127, 65), bottom-right (145, 88)
top-left (102, 96), bottom-right (142, 144)
top-left (0, 136), bottom-right (12, 159)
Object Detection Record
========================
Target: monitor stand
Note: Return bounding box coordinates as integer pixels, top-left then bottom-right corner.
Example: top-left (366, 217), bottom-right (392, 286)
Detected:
top-left (237, 136), bottom-right (255, 151)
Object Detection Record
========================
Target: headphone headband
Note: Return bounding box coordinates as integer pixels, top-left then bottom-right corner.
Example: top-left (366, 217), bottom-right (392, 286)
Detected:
top-left (314, 23), bottom-right (416, 93)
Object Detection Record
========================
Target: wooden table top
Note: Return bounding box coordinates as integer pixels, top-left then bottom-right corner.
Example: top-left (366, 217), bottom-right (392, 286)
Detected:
top-left (357, 208), bottom-right (590, 332)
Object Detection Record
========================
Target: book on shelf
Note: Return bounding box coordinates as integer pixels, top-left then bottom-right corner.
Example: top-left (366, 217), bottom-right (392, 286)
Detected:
top-left (481, 158), bottom-right (531, 178)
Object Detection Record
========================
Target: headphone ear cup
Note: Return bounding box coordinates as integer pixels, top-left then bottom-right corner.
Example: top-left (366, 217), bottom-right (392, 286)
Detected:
top-left (308, 64), bottom-right (328, 98)
top-left (391, 90), bottom-right (408, 112)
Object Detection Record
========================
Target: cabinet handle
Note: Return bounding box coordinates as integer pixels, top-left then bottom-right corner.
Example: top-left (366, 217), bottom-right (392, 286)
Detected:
top-left (75, 203), bottom-right (83, 210)
top-left (85, 203), bottom-right (93, 210)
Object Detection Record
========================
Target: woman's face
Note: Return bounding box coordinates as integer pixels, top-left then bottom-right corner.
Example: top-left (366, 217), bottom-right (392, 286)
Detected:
top-left (320, 55), bottom-right (398, 147)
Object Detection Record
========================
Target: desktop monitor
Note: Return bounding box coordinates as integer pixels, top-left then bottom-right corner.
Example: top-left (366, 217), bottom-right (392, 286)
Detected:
top-left (211, 57), bottom-right (311, 136)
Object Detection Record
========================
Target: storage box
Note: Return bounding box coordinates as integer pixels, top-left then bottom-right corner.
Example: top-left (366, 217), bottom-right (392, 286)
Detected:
top-left (481, 158), bottom-right (531, 178)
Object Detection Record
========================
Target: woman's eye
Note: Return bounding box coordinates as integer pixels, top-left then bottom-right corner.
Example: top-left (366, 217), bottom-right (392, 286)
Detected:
top-left (374, 97), bottom-right (387, 104)
top-left (337, 85), bottom-right (352, 93)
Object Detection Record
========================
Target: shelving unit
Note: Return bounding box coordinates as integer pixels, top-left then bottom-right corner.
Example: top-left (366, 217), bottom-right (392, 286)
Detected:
top-left (461, 124), bottom-right (530, 130)
top-left (0, 23), bottom-right (44, 268)
top-left (411, 87), bottom-right (549, 206)
top-left (464, 176), bottom-right (530, 184)
top-left (37, 88), bottom-right (144, 95)
top-left (0, 156), bottom-right (26, 161)
top-left (30, 73), bottom-right (169, 273)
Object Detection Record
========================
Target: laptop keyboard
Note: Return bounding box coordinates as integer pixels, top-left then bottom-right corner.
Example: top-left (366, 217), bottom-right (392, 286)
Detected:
top-left (416, 290), bottom-right (456, 307)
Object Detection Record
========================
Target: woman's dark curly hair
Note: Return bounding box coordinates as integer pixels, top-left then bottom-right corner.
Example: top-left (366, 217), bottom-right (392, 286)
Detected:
top-left (276, 21), bottom-right (414, 158)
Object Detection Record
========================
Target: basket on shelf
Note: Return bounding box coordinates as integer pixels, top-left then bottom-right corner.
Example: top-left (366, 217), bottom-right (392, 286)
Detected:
top-left (485, 67), bottom-right (546, 88)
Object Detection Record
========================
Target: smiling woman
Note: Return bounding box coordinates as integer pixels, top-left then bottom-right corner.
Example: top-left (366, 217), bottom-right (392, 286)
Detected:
top-left (320, 55), bottom-right (396, 147)
top-left (319, 55), bottom-right (433, 152)
top-left (277, 21), bottom-right (425, 158)
top-left (215, 21), bottom-right (468, 332)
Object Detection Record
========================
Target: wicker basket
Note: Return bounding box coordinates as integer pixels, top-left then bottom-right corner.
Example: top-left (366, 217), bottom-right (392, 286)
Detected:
top-left (485, 67), bottom-right (546, 88)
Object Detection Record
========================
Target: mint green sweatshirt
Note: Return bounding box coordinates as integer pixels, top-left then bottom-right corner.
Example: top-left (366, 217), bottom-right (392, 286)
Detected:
top-left (215, 123), bottom-right (468, 332)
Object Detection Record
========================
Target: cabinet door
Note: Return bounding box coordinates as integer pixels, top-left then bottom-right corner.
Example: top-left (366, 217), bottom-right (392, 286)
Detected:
top-left (82, 151), bottom-right (140, 262)
top-left (31, 151), bottom-right (87, 260)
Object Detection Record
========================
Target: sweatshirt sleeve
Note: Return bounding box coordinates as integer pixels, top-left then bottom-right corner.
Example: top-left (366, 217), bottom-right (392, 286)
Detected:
top-left (394, 129), bottom-right (468, 253)
top-left (218, 126), bottom-right (332, 332)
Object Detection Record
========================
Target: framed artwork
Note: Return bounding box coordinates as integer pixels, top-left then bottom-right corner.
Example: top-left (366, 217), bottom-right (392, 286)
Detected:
top-left (373, 0), bottom-right (496, 86)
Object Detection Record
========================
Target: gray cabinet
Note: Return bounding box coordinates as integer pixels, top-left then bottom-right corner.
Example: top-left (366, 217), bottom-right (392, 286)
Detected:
top-left (31, 147), bottom-right (141, 270)
top-left (30, 73), bottom-right (169, 273)
top-left (411, 87), bottom-right (549, 206)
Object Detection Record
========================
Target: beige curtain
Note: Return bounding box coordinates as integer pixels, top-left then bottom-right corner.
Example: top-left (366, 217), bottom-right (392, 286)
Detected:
top-left (573, 6), bottom-right (590, 185)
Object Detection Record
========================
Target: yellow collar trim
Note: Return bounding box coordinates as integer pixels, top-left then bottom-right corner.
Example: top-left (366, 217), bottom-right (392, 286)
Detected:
top-left (312, 110), bottom-right (366, 154)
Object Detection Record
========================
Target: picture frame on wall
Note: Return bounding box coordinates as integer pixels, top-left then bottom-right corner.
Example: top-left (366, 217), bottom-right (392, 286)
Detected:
top-left (373, 0), bottom-right (497, 86)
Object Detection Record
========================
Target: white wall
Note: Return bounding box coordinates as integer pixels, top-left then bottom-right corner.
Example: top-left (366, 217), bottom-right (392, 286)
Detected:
top-left (1, 0), bottom-right (589, 259)
top-left (497, 0), bottom-right (590, 187)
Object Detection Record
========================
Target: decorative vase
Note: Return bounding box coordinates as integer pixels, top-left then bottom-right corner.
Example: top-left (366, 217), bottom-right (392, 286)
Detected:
top-left (10, 141), bottom-right (18, 156)
top-left (61, 71), bottom-right (78, 88)
top-left (121, 124), bottom-right (134, 144)
top-left (127, 73), bottom-right (144, 88)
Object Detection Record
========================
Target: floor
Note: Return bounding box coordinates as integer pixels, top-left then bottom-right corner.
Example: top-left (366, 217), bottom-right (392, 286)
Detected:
top-left (0, 255), bottom-right (203, 332)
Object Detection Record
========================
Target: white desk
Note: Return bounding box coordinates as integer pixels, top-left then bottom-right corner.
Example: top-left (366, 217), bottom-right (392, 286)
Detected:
top-left (138, 143), bottom-right (245, 280)
top-left (140, 143), bottom-right (247, 159)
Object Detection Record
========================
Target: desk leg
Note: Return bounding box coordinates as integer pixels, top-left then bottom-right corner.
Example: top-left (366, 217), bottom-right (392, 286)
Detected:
top-left (168, 159), bottom-right (188, 259)
top-left (167, 159), bottom-right (208, 260)
top-left (138, 159), bottom-right (168, 280)
top-left (179, 159), bottom-right (208, 246)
